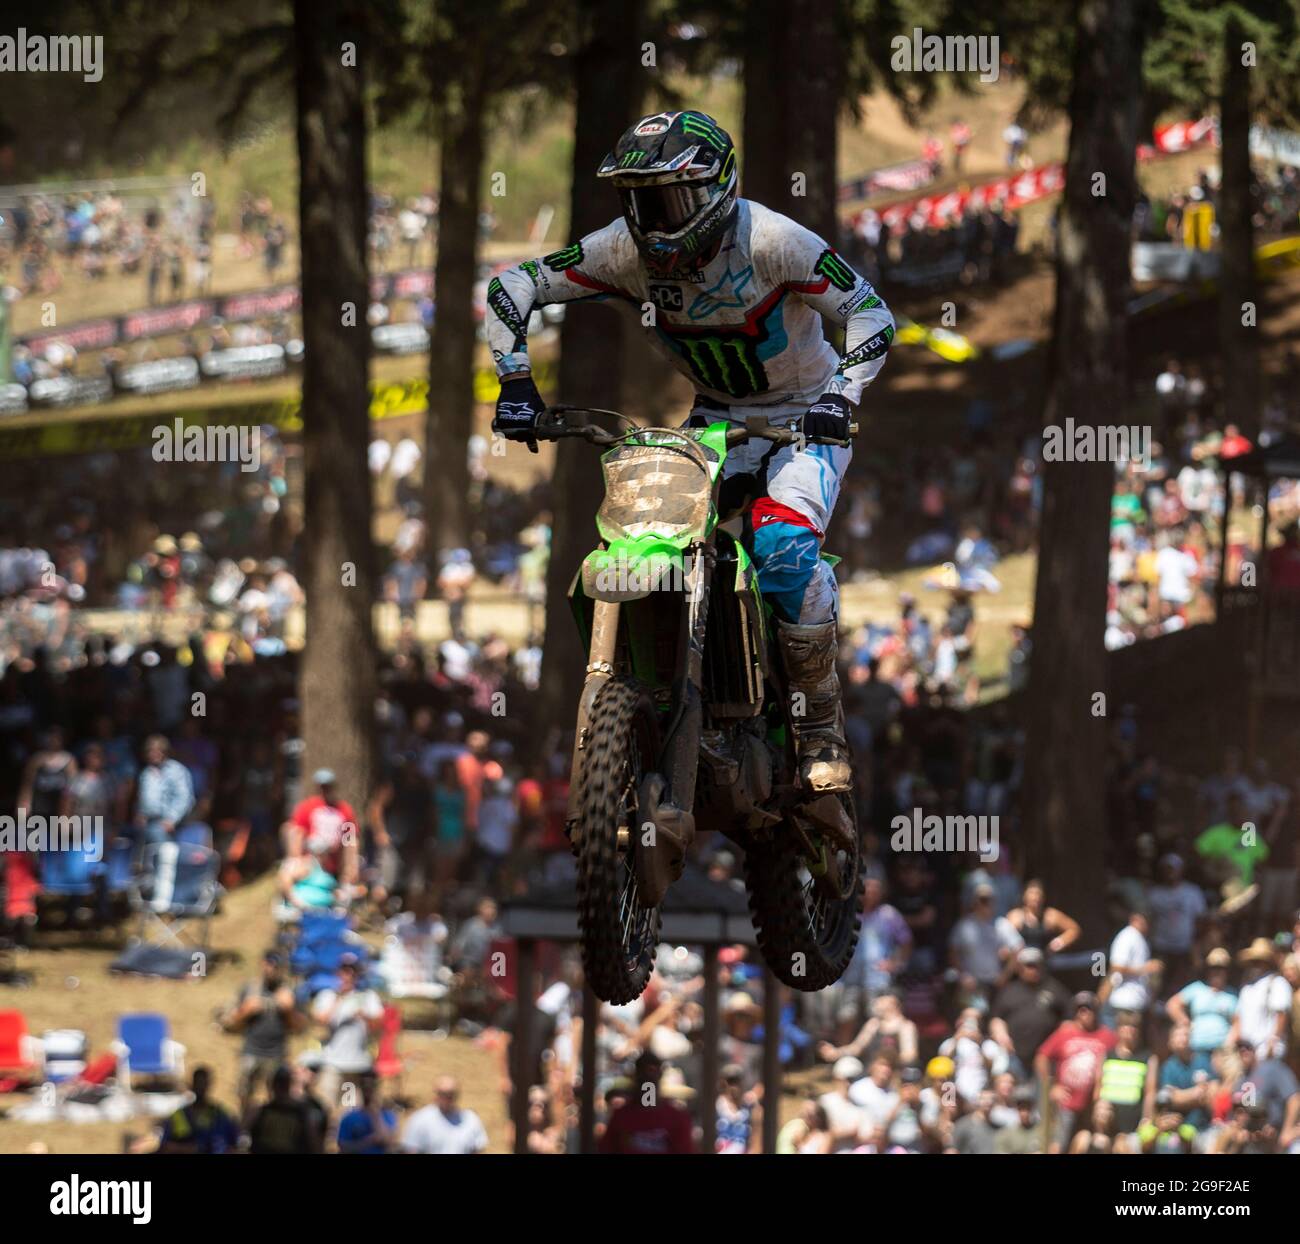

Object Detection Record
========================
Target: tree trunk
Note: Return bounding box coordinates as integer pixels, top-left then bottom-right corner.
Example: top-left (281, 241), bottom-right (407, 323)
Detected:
top-left (743, 0), bottom-right (841, 239)
top-left (294, 0), bottom-right (378, 811)
top-left (426, 75), bottom-right (487, 553)
top-left (742, 0), bottom-right (781, 207)
top-left (538, 0), bottom-right (644, 718)
top-left (1217, 14), bottom-right (1260, 436)
top-left (1021, 0), bottom-right (1146, 949)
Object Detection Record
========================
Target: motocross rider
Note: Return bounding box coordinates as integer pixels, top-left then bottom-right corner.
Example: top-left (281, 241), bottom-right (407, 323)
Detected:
top-left (489, 110), bottom-right (894, 796)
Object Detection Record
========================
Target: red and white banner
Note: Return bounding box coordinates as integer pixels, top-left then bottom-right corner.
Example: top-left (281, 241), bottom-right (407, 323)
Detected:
top-left (855, 116), bottom-right (1216, 230)
top-left (1152, 116), bottom-right (1217, 154)
top-left (870, 164), bottom-right (1066, 230)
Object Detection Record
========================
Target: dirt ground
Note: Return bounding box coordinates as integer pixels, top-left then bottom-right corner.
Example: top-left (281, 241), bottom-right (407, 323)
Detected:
top-left (0, 874), bottom-right (514, 1154)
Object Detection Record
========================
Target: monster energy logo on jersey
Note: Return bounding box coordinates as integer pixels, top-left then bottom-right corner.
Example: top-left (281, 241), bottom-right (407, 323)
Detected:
top-left (836, 324), bottom-right (894, 373)
top-left (544, 242), bottom-right (584, 271)
top-left (520, 259), bottom-right (542, 287)
top-left (814, 249), bottom-right (856, 292)
top-left (673, 333), bottom-right (766, 398)
top-left (486, 277), bottom-right (528, 351)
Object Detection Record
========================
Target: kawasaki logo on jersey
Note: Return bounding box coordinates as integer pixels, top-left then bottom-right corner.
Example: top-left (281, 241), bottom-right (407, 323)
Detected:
top-left (814, 248), bottom-right (856, 292)
top-left (544, 242), bottom-right (584, 271)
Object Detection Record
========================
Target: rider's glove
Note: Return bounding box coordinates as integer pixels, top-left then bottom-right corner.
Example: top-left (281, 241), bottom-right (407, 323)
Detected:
top-left (802, 393), bottom-right (853, 443)
top-left (493, 373), bottom-right (546, 453)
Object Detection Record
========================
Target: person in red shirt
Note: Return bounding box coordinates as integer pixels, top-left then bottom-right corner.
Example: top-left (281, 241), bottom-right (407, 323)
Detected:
top-left (1034, 992), bottom-right (1117, 1153)
top-left (282, 767), bottom-right (360, 883)
top-left (599, 1054), bottom-right (695, 1154)
top-left (1219, 423), bottom-right (1252, 459)
top-left (1266, 522), bottom-right (1300, 593)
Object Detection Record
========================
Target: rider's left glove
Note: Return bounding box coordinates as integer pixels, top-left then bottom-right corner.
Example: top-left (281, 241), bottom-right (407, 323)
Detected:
top-left (492, 373), bottom-right (546, 454)
top-left (802, 393), bottom-right (853, 443)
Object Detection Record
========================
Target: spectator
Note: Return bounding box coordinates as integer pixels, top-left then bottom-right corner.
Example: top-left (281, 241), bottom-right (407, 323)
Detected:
top-left (248, 1065), bottom-right (320, 1155)
top-left (990, 947), bottom-right (1072, 1075)
top-left (336, 1071), bottom-right (399, 1154)
top-left (1105, 906), bottom-right (1160, 1017)
top-left (1231, 938), bottom-right (1293, 1059)
top-left (403, 1075), bottom-right (489, 1154)
top-left (220, 948), bottom-right (304, 1121)
top-left (311, 955), bottom-right (384, 1107)
top-left (948, 882), bottom-right (1023, 1003)
top-left (598, 1054), bottom-right (693, 1154)
top-left (1035, 992), bottom-right (1117, 1153)
top-left (1005, 878), bottom-right (1081, 958)
top-left (158, 1067), bottom-right (241, 1154)
top-left (134, 733), bottom-right (195, 858)
top-left (1166, 947), bottom-right (1238, 1055)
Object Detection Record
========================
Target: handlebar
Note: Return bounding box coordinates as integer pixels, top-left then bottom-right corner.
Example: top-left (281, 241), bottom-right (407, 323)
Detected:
top-left (531, 406), bottom-right (856, 448)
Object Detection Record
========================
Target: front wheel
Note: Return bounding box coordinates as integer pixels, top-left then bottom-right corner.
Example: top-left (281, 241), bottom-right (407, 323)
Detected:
top-left (575, 676), bottom-right (662, 1003)
top-left (743, 791), bottom-right (863, 991)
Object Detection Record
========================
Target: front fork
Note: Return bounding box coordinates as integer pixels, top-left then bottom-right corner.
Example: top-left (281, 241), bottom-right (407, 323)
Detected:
top-left (564, 540), bottom-right (714, 865)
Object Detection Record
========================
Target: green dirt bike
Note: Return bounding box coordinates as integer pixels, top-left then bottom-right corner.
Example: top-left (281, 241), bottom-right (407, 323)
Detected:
top-left (537, 406), bottom-right (863, 1004)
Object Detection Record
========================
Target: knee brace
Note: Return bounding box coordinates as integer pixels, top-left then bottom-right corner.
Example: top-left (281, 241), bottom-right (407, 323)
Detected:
top-left (749, 521), bottom-right (837, 625)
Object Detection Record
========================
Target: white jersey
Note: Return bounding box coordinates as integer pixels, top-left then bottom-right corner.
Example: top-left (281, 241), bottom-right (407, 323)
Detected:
top-left (486, 199), bottom-right (894, 408)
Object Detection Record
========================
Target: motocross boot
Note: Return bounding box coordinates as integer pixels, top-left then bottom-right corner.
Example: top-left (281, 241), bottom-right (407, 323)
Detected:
top-left (776, 619), bottom-right (853, 795)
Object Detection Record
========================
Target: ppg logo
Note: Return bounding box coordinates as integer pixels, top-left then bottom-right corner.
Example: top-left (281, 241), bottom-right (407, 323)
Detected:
top-left (648, 284), bottom-right (684, 312)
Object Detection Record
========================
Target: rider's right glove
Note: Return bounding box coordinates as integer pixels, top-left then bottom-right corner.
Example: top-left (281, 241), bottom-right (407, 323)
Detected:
top-left (492, 373), bottom-right (546, 454)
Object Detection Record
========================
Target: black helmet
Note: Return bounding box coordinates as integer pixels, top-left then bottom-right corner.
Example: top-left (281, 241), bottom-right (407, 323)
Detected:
top-left (598, 111), bottom-right (738, 272)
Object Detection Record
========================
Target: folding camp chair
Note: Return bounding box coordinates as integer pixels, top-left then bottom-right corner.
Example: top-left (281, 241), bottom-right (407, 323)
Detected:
top-left (0, 1010), bottom-right (44, 1083)
top-left (100, 837), bottom-right (136, 896)
top-left (113, 1013), bottom-right (186, 1090)
top-left (375, 1004), bottom-right (405, 1095)
top-left (176, 823), bottom-right (213, 849)
top-left (130, 842), bottom-right (222, 955)
top-left (40, 845), bottom-right (99, 899)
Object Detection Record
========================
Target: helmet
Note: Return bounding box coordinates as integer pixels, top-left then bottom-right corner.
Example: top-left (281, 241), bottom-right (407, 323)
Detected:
top-left (598, 111), bottom-right (738, 272)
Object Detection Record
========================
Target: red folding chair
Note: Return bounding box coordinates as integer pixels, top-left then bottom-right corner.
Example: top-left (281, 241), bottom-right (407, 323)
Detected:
top-left (375, 1003), bottom-right (404, 1095)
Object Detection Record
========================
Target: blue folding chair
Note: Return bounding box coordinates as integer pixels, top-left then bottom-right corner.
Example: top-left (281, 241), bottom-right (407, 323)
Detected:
top-left (100, 838), bottom-right (136, 896)
top-left (113, 1013), bottom-right (186, 1090)
top-left (40, 846), bottom-right (98, 898)
top-left (176, 823), bottom-right (213, 849)
top-left (130, 843), bottom-right (222, 954)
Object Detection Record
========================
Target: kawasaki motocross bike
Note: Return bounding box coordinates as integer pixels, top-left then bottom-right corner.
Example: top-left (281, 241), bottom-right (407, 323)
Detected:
top-left (536, 406), bottom-right (863, 1004)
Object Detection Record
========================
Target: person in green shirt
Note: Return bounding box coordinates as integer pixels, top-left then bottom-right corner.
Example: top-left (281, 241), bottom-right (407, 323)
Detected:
top-left (1111, 481), bottom-right (1146, 531)
top-left (994, 1089), bottom-right (1043, 1154)
top-left (1196, 794), bottom-right (1269, 899)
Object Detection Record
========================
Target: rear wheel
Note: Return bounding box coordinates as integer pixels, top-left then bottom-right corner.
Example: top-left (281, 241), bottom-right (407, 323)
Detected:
top-left (744, 790), bottom-right (862, 990)
top-left (575, 676), bottom-right (662, 1003)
